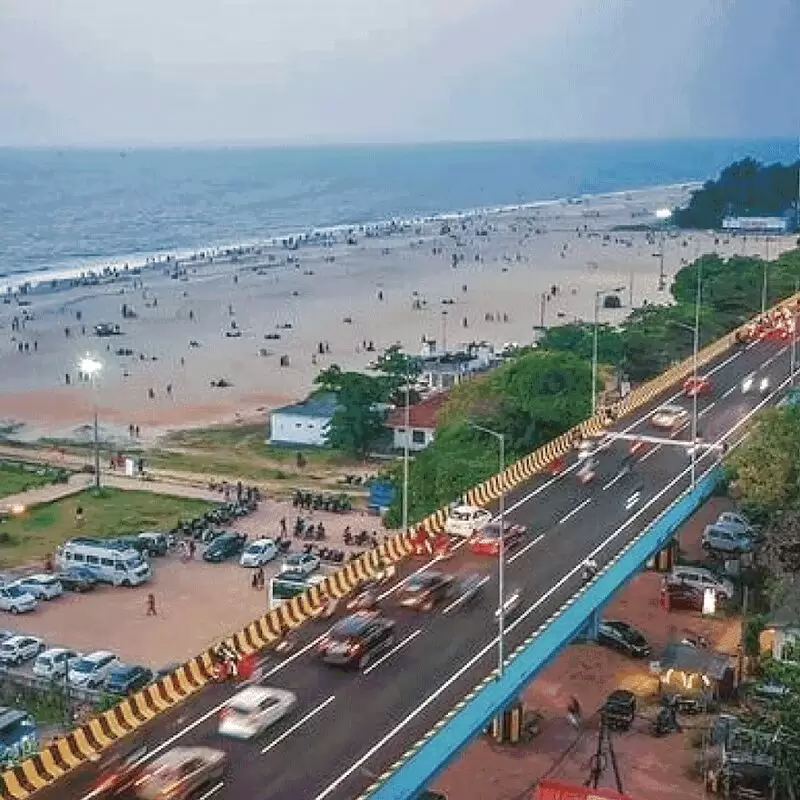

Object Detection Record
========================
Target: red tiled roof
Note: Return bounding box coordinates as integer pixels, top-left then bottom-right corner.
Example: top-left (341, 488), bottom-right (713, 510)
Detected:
top-left (385, 391), bottom-right (450, 430)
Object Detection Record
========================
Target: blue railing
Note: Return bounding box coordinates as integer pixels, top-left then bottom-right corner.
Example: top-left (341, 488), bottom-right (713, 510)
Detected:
top-left (364, 465), bottom-right (722, 800)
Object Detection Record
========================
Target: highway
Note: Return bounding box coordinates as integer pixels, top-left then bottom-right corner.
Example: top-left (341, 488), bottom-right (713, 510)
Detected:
top-left (41, 335), bottom-right (794, 800)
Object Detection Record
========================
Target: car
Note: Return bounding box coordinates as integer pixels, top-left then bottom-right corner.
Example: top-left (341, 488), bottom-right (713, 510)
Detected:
top-left (650, 404), bottom-right (689, 430)
top-left (0, 585), bottom-right (37, 614)
top-left (88, 745), bottom-right (148, 798)
top-left (0, 708), bottom-right (38, 767)
top-left (667, 566), bottom-right (734, 601)
top-left (683, 375), bottom-right (712, 397)
top-left (240, 539), bottom-right (278, 568)
top-left (202, 533), bottom-right (247, 563)
top-left (318, 612), bottom-right (396, 670)
top-left (397, 571), bottom-right (455, 611)
top-left (68, 651), bottom-right (120, 688)
top-left (449, 571), bottom-right (488, 609)
top-left (665, 582), bottom-right (714, 612)
top-left (218, 687), bottom-right (297, 739)
top-left (137, 531), bottom-right (170, 557)
top-left (9, 574), bottom-right (63, 600)
top-left (281, 552), bottom-right (320, 576)
top-left (105, 664), bottom-right (155, 695)
top-left (701, 524), bottom-right (753, 555)
top-left (715, 511), bottom-right (756, 537)
top-left (153, 662), bottom-right (183, 681)
top-left (444, 505), bottom-right (493, 538)
top-left (469, 522), bottom-right (526, 556)
top-left (742, 373), bottom-right (770, 394)
top-left (0, 631), bottom-right (15, 644)
top-left (131, 746), bottom-right (227, 800)
top-left (33, 647), bottom-right (82, 680)
top-left (0, 635), bottom-right (45, 666)
top-left (55, 566), bottom-right (99, 592)
top-left (596, 620), bottom-right (651, 659)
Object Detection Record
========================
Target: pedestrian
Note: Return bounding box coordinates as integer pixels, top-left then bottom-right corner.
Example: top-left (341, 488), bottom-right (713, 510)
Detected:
top-left (567, 696), bottom-right (582, 729)
top-left (74, 506), bottom-right (84, 526)
top-left (251, 572), bottom-right (259, 590)
top-left (256, 567), bottom-right (265, 590)
top-left (146, 593), bottom-right (157, 616)
top-left (135, 425), bottom-right (140, 437)
top-left (279, 517), bottom-right (287, 537)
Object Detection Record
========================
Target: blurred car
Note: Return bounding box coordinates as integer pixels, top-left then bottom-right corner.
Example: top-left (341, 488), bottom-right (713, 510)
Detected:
top-left (701, 524), bottom-right (753, 555)
top-left (240, 539), bottom-right (278, 568)
top-left (318, 612), bottom-right (395, 670)
top-left (449, 572), bottom-right (487, 608)
top-left (218, 687), bottom-right (297, 739)
top-left (444, 505), bottom-right (492, 538)
top-left (650, 404), bottom-right (689, 430)
top-left (9, 574), bottom-right (63, 601)
top-left (56, 566), bottom-right (99, 592)
top-left (131, 746), bottom-right (227, 800)
top-left (89, 745), bottom-right (148, 799)
top-left (397, 571), bottom-right (454, 611)
top-left (33, 647), bottom-right (81, 679)
top-left (0, 585), bottom-right (37, 614)
top-left (683, 375), bottom-right (712, 397)
top-left (281, 552), bottom-right (320, 576)
top-left (742, 373), bottom-right (770, 394)
top-left (202, 533), bottom-right (247, 563)
top-left (596, 620), bottom-right (651, 658)
top-left (68, 651), bottom-right (120, 689)
top-left (469, 522), bottom-right (526, 556)
top-left (0, 636), bottom-right (45, 666)
top-left (105, 664), bottom-right (154, 695)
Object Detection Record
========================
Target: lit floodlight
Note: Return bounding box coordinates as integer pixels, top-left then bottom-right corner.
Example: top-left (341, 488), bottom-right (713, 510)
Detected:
top-left (78, 355), bottom-right (103, 377)
top-left (655, 208), bottom-right (672, 220)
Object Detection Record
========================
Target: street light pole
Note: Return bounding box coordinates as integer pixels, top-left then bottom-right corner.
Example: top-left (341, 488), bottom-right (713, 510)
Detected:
top-left (690, 260), bottom-right (702, 489)
top-left (402, 382), bottom-right (410, 533)
top-left (761, 256), bottom-right (769, 316)
top-left (592, 292), bottom-right (600, 416)
top-left (792, 279), bottom-right (799, 387)
top-left (79, 355), bottom-right (103, 490)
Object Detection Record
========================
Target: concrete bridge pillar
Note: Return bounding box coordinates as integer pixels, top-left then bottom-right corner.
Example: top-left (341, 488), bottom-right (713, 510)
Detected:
top-left (583, 608), bottom-right (602, 641)
top-left (646, 540), bottom-right (678, 572)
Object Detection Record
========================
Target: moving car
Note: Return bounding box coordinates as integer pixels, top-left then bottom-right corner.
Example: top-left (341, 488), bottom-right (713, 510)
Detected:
top-left (218, 687), bottom-right (297, 739)
top-left (397, 571), bottom-right (454, 611)
top-left (131, 746), bottom-right (227, 800)
top-left (281, 552), bottom-right (320, 576)
top-left (742, 373), bottom-right (770, 394)
top-left (448, 572), bottom-right (487, 609)
top-left (202, 533), bottom-right (247, 563)
top-left (444, 505), bottom-right (492, 538)
top-left (0, 585), bottom-right (37, 614)
top-left (68, 651), bottom-right (120, 689)
top-left (33, 648), bottom-right (81, 679)
top-left (701, 524), bottom-right (753, 555)
top-left (683, 375), bottom-right (712, 397)
top-left (469, 522), bottom-right (526, 556)
top-left (55, 567), bottom-right (99, 592)
top-left (0, 636), bottom-right (45, 666)
top-left (650, 404), bottom-right (689, 430)
top-left (8, 574), bottom-right (63, 601)
top-left (318, 612), bottom-right (395, 670)
top-left (240, 539), bottom-right (278, 568)
top-left (667, 566), bottom-right (734, 601)
top-left (596, 620), bottom-right (651, 659)
top-left (105, 664), bottom-right (154, 695)
top-left (90, 745), bottom-right (148, 798)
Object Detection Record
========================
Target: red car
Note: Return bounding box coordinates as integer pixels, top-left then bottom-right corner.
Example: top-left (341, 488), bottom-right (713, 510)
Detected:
top-left (470, 522), bottom-right (527, 556)
top-left (683, 375), bottom-right (712, 397)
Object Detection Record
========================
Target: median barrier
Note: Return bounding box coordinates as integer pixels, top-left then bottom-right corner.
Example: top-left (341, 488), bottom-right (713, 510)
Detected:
top-left (5, 293), bottom-right (796, 799)
top-left (358, 465), bottom-right (723, 800)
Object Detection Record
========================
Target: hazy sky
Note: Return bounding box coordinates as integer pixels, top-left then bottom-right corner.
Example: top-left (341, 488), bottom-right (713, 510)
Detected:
top-left (1, 0), bottom-right (798, 146)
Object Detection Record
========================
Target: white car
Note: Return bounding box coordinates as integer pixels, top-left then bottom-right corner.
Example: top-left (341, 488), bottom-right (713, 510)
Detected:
top-left (0, 635), bottom-right (44, 666)
top-left (33, 647), bottom-right (81, 679)
top-left (0, 585), bottom-right (38, 614)
top-left (281, 553), bottom-right (320, 576)
top-left (9, 574), bottom-right (63, 600)
top-left (444, 505), bottom-right (492, 538)
top-left (240, 539), bottom-right (278, 568)
top-left (218, 687), bottom-right (297, 739)
top-left (68, 650), bottom-right (120, 688)
top-left (650, 405), bottom-right (689, 430)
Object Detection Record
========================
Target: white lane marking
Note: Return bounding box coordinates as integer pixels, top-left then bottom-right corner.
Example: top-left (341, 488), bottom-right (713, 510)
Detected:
top-left (698, 401), bottom-right (716, 418)
top-left (313, 375), bottom-right (789, 800)
top-left (558, 498), bottom-right (592, 525)
top-left (638, 444), bottom-right (662, 462)
top-left (364, 630), bottom-right (422, 675)
top-left (624, 491), bottom-right (642, 511)
top-left (722, 385), bottom-right (736, 399)
top-left (196, 782), bottom-right (224, 800)
top-left (763, 347), bottom-right (786, 368)
top-left (507, 534), bottom-right (545, 565)
top-left (261, 695), bottom-right (336, 755)
top-left (442, 577), bottom-right (491, 615)
top-left (602, 471), bottom-right (626, 491)
top-left (376, 539), bottom-right (469, 602)
top-left (265, 634), bottom-right (327, 678)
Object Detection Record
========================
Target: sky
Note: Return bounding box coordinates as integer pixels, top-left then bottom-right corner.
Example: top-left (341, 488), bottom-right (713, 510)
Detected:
top-left (1, 0), bottom-right (799, 146)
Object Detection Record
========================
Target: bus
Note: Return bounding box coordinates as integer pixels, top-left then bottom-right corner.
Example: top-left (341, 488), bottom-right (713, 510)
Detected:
top-left (268, 571), bottom-right (325, 608)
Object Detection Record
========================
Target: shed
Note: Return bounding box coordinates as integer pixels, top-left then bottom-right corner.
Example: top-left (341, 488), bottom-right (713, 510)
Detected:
top-left (658, 642), bottom-right (736, 700)
top-left (268, 393), bottom-right (339, 448)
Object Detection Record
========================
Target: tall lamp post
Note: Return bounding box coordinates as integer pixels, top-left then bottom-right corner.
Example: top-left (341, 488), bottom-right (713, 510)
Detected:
top-left (401, 381), bottom-right (410, 534)
top-left (79, 355), bottom-right (103, 489)
top-left (592, 287), bottom-right (625, 415)
top-left (468, 422), bottom-right (506, 676)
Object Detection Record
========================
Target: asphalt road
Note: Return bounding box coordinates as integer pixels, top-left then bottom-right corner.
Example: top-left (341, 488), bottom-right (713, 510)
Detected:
top-left (42, 336), bottom-right (794, 800)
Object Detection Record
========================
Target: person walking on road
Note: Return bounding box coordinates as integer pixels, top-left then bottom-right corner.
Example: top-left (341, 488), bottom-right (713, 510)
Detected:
top-left (146, 593), bottom-right (157, 616)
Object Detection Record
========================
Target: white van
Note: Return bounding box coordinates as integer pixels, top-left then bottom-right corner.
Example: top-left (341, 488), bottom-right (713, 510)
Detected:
top-left (56, 538), bottom-right (152, 587)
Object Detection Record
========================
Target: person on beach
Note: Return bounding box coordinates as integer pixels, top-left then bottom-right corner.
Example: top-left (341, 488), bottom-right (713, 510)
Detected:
top-left (146, 593), bottom-right (157, 616)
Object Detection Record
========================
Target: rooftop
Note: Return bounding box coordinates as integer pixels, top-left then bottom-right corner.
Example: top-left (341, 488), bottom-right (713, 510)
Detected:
top-left (659, 642), bottom-right (733, 681)
top-left (272, 392), bottom-right (339, 419)
top-left (386, 391), bottom-right (450, 430)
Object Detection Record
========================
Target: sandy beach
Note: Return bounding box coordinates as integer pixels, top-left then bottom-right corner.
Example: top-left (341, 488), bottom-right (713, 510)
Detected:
top-left (1, 183), bottom-right (795, 444)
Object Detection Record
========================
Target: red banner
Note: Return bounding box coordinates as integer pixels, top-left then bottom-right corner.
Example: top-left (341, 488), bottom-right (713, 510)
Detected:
top-left (533, 780), bottom-right (633, 800)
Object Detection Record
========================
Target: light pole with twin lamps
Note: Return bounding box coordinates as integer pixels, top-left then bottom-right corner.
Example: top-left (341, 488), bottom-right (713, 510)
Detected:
top-left (79, 355), bottom-right (103, 490)
top-left (592, 288), bottom-right (625, 415)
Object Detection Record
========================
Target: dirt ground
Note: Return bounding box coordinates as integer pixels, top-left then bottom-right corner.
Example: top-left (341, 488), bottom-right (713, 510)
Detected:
top-left (433, 496), bottom-right (741, 800)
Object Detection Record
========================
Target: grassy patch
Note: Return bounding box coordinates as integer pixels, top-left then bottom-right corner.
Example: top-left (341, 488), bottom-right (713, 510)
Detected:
top-left (0, 461), bottom-right (70, 497)
top-left (0, 488), bottom-right (215, 567)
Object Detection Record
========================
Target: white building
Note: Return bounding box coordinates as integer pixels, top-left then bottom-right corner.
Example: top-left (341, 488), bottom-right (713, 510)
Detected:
top-left (721, 216), bottom-right (789, 234)
top-left (385, 391), bottom-right (450, 452)
top-left (268, 393), bottom-right (339, 447)
top-left (418, 340), bottom-right (498, 391)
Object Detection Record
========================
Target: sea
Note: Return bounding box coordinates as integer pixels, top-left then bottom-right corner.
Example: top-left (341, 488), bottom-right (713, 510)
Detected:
top-left (1, 138), bottom-right (798, 291)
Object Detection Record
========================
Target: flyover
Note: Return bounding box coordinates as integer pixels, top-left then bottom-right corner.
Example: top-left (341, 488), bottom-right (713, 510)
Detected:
top-left (5, 300), bottom-right (798, 800)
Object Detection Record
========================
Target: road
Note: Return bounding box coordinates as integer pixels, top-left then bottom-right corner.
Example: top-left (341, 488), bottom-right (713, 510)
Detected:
top-left (40, 336), bottom-right (793, 800)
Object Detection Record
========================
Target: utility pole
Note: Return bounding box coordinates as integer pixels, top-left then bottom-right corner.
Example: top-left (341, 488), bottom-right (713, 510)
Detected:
top-left (539, 292), bottom-right (546, 329)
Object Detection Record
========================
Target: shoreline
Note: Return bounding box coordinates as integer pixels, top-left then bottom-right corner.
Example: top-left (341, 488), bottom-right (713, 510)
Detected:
top-left (1, 181), bottom-right (701, 296)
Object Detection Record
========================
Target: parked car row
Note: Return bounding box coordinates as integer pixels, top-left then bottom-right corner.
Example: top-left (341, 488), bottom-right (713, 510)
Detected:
top-left (701, 510), bottom-right (760, 555)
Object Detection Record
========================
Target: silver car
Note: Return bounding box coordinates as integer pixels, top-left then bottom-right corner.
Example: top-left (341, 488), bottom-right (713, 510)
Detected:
top-left (701, 524), bottom-right (753, 555)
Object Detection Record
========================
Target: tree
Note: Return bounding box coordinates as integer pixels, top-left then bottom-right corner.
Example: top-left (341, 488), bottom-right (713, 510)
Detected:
top-left (538, 322), bottom-right (624, 366)
top-left (369, 344), bottom-right (422, 402)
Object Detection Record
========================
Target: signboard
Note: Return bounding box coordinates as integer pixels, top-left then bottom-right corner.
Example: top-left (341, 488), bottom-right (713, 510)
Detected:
top-left (533, 780), bottom-right (633, 800)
